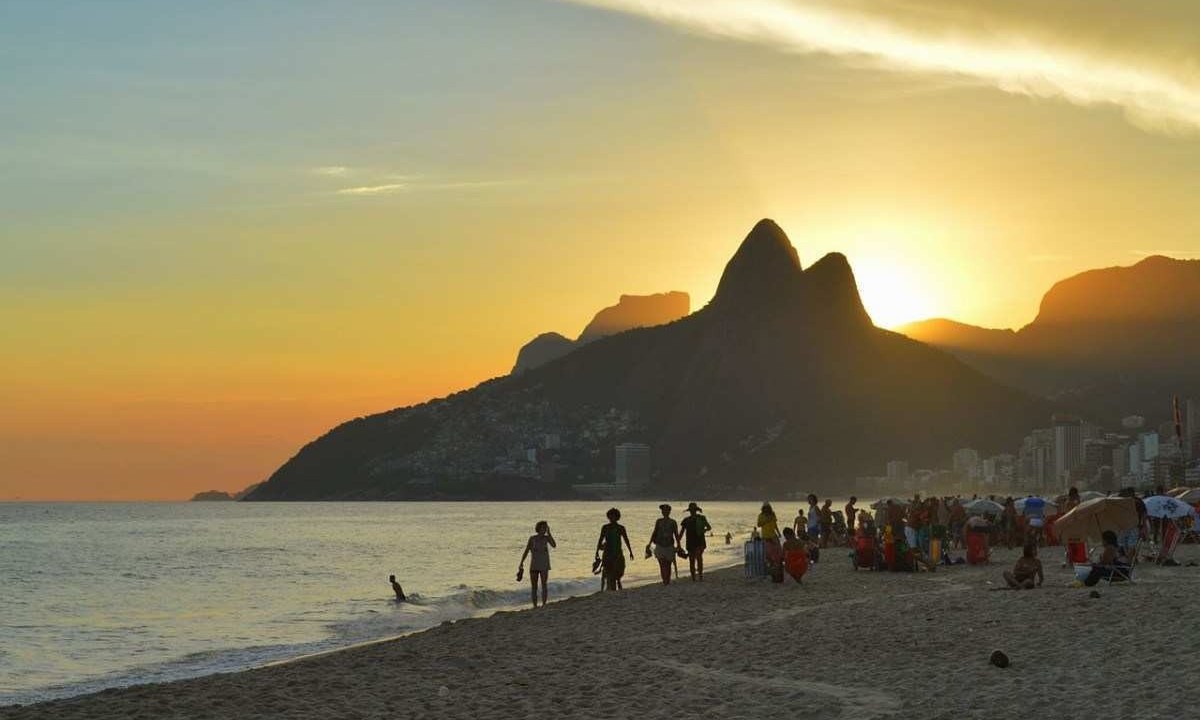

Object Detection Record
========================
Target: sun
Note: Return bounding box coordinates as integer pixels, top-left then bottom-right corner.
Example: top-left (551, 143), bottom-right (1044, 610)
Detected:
top-left (850, 258), bottom-right (938, 330)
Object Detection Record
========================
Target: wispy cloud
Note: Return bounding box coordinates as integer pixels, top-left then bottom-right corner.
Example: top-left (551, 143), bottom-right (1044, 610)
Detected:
top-left (335, 182), bottom-right (409, 196)
top-left (311, 165), bottom-right (351, 177)
top-left (562, 0), bottom-right (1200, 135)
top-left (333, 178), bottom-right (518, 197)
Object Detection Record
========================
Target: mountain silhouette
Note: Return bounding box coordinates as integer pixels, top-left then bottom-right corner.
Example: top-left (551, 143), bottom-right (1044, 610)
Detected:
top-left (900, 255), bottom-right (1200, 422)
top-left (511, 291), bottom-right (689, 373)
top-left (246, 219), bottom-right (1049, 500)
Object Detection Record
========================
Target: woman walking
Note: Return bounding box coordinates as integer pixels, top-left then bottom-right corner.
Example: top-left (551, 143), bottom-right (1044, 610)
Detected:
top-left (646, 504), bottom-right (680, 585)
top-left (518, 520), bottom-right (556, 608)
top-left (596, 507), bottom-right (634, 591)
top-left (757, 502), bottom-right (783, 575)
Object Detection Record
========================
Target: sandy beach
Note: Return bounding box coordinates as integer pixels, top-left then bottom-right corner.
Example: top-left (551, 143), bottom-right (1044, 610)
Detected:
top-left (5, 543), bottom-right (1199, 720)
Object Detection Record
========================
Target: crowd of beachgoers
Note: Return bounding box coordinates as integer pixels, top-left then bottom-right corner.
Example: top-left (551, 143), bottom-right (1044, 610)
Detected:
top-left (497, 485), bottom-right (1200, 608)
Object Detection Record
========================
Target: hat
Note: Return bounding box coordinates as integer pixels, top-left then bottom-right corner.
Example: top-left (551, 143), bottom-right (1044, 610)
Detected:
top-left (659, 503), bottom-right (672, 512)
top-left (687, 502), bottom-right (702, 513)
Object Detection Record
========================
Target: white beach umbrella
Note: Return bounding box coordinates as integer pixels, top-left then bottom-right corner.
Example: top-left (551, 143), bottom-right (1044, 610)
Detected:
top-left (1054, 497), bottom-right (1139, 542)
top-left (870, 497), bottom-right (910, 510)
top-left (964, 499), bottom-right (1004, 516)
top-left (1143, 495), bottom-right (1197, 520)
top-left (1078, 491), bottom-right (1107, 502)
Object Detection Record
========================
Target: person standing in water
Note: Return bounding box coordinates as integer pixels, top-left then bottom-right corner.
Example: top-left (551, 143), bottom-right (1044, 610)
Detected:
top-left (518, 520), bottom-right (556, 608)
top-left (596, 507), bottom-right (634, 591)
top-left (646, 504), bottom-right (680, 585)
top-left (388, 575), bottom-right (407, 602)
top-left (680, 502), bottom-right (712, 581)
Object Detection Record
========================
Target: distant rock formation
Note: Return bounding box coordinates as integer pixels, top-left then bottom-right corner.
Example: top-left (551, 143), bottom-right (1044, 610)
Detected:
top-left (246, 218), bottom-right (1048, 501)
top-left (191, 482), bottom-right (262, 502)
top-left (191, 490), bottom-right (235, 501)
top-left (899, 255), bottom-right (1200, 422)
top-left (511, 291), bottom-right (690, 374)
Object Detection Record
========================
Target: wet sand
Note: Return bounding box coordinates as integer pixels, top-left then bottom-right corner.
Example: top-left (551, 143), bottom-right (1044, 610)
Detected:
top-left (5, 543), bottom-right (1199, 720)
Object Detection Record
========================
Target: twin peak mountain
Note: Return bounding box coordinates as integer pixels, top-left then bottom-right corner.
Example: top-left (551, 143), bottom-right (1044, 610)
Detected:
top-left (248, 220), bottom-right (1043, 500)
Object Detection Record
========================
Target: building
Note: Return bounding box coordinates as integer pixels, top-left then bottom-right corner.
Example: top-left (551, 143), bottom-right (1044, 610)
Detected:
top-left (1054, 415), bottom-right (1084, 486)
top-left (886, 460), bottom-right (909, 486)
top-left (952, 448), bottom-right (980, 479)
top-left (614, 442), bottom-right (650, 491)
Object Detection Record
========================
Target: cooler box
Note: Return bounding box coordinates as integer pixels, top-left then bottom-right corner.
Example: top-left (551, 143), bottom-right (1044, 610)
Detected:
top-left (744, 540), bottom-right (766, 578)
top-left (854, 535), bottom-right (877, 570)
top-left (966, 532), bottom-right (989, 564)
top-left (1066, 540), bottom-right (1088, 564)
top-left (784, 549), bottom-right (809, 581)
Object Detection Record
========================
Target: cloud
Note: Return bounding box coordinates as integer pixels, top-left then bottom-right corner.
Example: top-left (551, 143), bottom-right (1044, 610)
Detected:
top-left (335, 182), bottom-right (409, 196)
top-left (561, 0), bottom-right (1200, 135)
top-left (312, 166), bottom-right (350, 177)
top-left (333, 178), bottom-right (517, 197)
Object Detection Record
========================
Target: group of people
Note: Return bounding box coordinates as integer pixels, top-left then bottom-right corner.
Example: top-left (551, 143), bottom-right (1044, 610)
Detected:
top-left (513, 502), bottom-right (715, 608)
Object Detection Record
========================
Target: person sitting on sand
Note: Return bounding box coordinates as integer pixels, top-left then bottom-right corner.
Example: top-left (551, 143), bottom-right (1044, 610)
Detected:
top-left (519, 520), bottom-right (557, 608)
top-left (597, 507), bottom-right (634, 592)
top-left (781, 527), bottom-right (809, 583)
top-left (680, 502), bottom-right (712, 581)
top-left (1003, 544), bottom-right (1044, 589)
top-left (647, 504), bottom-right (680, 585)
top-left (1080, 531), bottom-right (1130, 587)
top-left (389, 575), bottom-right (407, 602)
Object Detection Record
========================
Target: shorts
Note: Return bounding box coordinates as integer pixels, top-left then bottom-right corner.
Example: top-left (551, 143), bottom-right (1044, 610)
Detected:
top-left (686, 543), bottom-right (706, 556)
top-left (603, 555), bottom-right (625, 579)
top-left (808, 525), bottom-right (820, 538)
top-left (653, 544), bottom-right (676, 562)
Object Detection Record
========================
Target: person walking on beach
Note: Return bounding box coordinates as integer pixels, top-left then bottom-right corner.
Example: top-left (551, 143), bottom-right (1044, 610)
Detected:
top-left (388, 575), bottom-right (407, 602)
top-left (597, 508), bottom-right (634, 591)
top-left (647, 504), bottom-right (680, 585)
top-left (518, 521), bottom-right (556, 608)
top-left (680, 502), bottom-right (712, 581)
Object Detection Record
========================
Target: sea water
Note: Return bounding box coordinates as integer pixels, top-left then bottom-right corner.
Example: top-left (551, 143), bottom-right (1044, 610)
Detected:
top-left (0, 501), bottom-right (765, 705)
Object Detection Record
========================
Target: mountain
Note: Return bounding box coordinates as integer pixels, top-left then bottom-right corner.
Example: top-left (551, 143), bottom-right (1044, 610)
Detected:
top-left (246, 219), bottom-right (1050, 501)
top-left (899, 255), bottom-right (1200, 422)
top-left (190, 482), bottom-right (262, 502)
top-left (511, 292), bottom-right (690, 373)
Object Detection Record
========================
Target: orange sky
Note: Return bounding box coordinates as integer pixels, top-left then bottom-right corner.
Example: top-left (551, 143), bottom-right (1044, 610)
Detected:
top-left (3, 0), bottom-right (1200, 499)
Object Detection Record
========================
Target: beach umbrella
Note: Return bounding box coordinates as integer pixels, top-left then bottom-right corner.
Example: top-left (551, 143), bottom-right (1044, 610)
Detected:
top-left (1015, 497), bottom-right (1059, 516)
top-left (1078, 491), bottom-right (1107, 502)
top-left (964, 499), bottom-right (1004, 516)
top-left (1053, 497), bottom-right (1139, 542)
top-left (1174, 488), bottom-right (1200, 504)
top-left (1167, 487), bottom-right (1192, 498)
top-left (870, 497), bottom-right (910, 510)
top-left (1143, 495), bottom-right (1197, 520)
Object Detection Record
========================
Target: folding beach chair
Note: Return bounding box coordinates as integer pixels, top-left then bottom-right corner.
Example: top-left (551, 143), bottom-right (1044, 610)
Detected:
top-left (1088, 540), bottom-right (1138, 584)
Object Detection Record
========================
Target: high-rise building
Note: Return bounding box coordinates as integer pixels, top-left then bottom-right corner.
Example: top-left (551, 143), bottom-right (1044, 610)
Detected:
top-left (952, 448), bottom-right (980, 479)
top-left (614, 442), bottom-right (650, 491)
top-left (1054, 415), bottom-right (1084, 485)
top-left (886, 460), bottom-right (909, 485)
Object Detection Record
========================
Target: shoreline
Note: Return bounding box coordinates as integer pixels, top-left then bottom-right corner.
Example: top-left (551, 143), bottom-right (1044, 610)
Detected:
top-left (5, 544), bottom-right (1200, 719)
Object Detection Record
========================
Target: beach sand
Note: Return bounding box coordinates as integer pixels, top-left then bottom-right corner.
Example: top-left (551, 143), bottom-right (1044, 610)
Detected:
top-left (5, 543), bottom-right (1199, 720)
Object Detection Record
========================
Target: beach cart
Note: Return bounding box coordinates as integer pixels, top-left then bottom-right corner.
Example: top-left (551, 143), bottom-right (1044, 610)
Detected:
top-left (744, 539), bottom-right (767, 578)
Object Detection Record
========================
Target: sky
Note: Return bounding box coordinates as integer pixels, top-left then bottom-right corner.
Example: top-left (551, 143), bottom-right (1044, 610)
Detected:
top-left (3, 0), bottom-right (1200, 500)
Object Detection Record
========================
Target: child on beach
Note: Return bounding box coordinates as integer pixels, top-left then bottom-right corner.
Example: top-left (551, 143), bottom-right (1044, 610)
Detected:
top-left (518, 521), bottom-right (556, 608)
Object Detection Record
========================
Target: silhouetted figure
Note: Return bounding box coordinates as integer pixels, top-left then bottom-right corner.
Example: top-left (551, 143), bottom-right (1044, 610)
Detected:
top-left (596, 507), bottom-right (634, 591)
top-left (389, 575), bottom-right (406, 602)
top-left (519, 520), bottom-right (556, 608)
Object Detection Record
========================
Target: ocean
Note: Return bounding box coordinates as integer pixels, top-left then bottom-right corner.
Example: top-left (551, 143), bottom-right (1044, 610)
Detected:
top-left (0, 500), bottom-right (767, 705)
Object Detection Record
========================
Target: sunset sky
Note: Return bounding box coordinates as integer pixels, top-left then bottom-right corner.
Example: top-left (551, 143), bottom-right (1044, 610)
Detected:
top-left (3, 1), bottom-right (1200, 500)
